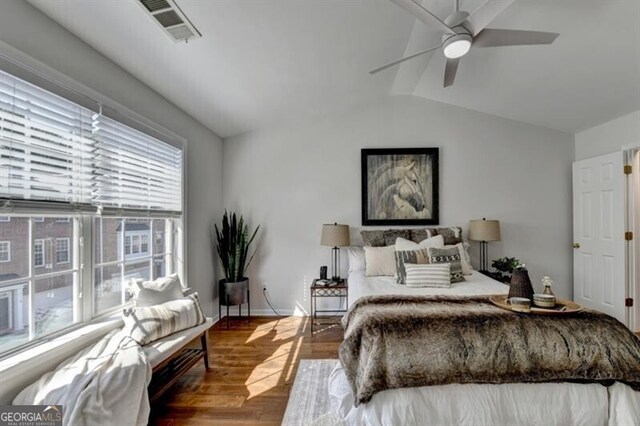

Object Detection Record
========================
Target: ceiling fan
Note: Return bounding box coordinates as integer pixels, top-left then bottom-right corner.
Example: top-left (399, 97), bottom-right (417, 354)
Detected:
top-left (370, 0), bottom-right (559, 87)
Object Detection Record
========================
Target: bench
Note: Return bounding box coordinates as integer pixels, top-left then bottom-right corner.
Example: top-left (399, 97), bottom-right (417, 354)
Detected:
top-left (144, 318), bottom-right (214, 402)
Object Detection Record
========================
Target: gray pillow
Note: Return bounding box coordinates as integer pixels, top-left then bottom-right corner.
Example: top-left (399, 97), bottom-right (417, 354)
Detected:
top-left (395, 249), bottom-right (430, 284)
top-left (409, 228), bottom-right (438, 243)
top-left (436, 227), bottom-right (463, 245)
top-left (427, 246), bottom-right (464, 283)
top-left (361, 229), bottom-right (411, 246)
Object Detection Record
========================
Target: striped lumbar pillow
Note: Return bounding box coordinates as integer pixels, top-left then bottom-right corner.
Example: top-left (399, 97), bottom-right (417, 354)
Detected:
top-left (122, 293), bottom-right (205, 345)
top-left (394, 248), bottom-right (430, 284)
top-left (404, 263), bottom-right (451, 288)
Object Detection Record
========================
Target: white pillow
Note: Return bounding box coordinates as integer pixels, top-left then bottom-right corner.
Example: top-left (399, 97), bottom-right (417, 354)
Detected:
top-left (364, 245), bottom-right (396, 276)
top-left (131, 273), bottom-right (184, 307)
top-left (445, 243), bottom-right (473, 275)
top-left (404, 263), bottom-right (451, 288)
top-left (123, 293), bottom-right (205, 345)
top-left (395, 235), bottom-right (444, 251)
top-left (347, 247), bottom-right (366, 273)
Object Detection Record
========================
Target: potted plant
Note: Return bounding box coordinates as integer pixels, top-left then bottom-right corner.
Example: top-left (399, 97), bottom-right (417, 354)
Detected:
top-left (491, 257), bottom-right (521, 283)
top-left (214, 211), bottom-right (259, 314)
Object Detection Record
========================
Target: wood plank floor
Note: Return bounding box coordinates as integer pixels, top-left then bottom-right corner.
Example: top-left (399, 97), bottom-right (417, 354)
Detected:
top-left (149, 316), bottom-right (343, 425)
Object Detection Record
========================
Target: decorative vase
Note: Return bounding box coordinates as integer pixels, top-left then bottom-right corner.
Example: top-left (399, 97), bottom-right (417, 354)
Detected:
top-left (508, 268), bottom-right (534, 301)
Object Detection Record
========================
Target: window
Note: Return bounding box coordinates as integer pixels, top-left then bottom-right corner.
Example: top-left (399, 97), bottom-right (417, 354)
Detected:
top-left (0, 241), bottom-right (10, 262)
top-left (34, 239), bottom-right (45, 267)
top-left (55, 238), bottom-right (70, 264)
top-left (0, 68), bottom-right (183, 357)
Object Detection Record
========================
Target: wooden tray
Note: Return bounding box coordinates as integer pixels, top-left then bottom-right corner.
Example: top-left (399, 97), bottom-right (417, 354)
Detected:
top-left (489, 295), bottom-right (583, 315)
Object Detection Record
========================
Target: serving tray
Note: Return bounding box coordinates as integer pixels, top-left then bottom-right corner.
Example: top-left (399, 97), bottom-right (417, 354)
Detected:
top-left (489, 295), bottom-right (583, 315)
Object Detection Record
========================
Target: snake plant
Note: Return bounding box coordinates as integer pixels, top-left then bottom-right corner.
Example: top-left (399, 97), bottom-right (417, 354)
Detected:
top-left (214, 211), bottom-right (260, 282)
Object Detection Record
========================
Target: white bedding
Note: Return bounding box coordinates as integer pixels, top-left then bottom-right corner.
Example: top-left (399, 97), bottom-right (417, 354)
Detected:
top-left (336, 270), bottom-right (640, 425)
top-left (348, 270), bottom-right (508, 307)
top-left (329, 363), bottom-right (640, 426)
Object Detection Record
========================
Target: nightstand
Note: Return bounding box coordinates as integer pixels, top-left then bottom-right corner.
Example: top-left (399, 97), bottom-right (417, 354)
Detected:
top-left (310, 279), bottom-right (348, 333)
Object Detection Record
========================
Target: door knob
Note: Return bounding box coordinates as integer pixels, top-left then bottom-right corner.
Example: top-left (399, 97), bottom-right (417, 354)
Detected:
top-left (572, 243), bottom-right (580, 249)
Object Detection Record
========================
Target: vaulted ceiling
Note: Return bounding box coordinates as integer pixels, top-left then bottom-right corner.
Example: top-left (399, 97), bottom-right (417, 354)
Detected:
top-left (28, 0), bottom-right (640, 138)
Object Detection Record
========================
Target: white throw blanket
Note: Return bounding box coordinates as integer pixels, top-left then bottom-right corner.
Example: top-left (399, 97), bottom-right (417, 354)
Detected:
top-left (13, 329), bottom-right (152, 426)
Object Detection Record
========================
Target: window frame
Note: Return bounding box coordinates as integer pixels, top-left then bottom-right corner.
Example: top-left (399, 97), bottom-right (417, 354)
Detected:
top-left (55, 237), bottom-right (70, 264)
top-left (0, 217), bottom-right (10, 222)
top-left (0, 241), bottom-right (11, 263)
top-left (33, 239), bottom-right (45, 268)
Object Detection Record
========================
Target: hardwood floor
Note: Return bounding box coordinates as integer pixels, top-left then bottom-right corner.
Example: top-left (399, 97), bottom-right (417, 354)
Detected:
top-left (150, 316), bottom-right (343, 425)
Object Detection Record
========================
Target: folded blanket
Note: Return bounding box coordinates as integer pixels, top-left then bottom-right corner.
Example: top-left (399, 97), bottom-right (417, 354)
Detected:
top-left (339, 295), bottom-right (640, 406)
top-left (13, 330), bottom-right (152, 426)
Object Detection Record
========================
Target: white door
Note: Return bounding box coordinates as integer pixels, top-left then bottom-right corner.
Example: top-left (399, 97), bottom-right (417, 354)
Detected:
top-left (573, 152), bottom-right (627, 323)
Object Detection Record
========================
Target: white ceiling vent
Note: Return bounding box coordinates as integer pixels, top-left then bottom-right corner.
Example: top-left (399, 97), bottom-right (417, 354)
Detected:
top-left (137, 0), bottom-right (201, 43)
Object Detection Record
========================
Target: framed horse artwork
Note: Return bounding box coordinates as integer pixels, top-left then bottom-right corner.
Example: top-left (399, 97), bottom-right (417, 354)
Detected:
top-left (361, 148), bottom-right (439, 226)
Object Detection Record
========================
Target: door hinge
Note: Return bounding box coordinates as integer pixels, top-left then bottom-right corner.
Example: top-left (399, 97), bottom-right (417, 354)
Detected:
top-left (625, 231), bottom-right (633, 241)
top-left (624, 165), bottom-right (632, 175)
top-left (626, 298), bottom-right (634, 307)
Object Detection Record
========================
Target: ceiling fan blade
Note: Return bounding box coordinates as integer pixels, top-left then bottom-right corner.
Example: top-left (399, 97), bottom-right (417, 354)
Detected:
top-left (389, 0), bottom-right (454, 34)
top-left (465, 0), bottom-right (514, 37)
top-left (370, 45), bottom-right (442, 75)
top-left (474, 29), bottom-right (559, 47)
top-left (443, 57), bottom-right (460, 87)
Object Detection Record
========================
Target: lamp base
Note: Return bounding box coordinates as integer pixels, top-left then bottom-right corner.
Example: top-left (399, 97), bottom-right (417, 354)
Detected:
top-left (331, 276), bottom-right (344, 284)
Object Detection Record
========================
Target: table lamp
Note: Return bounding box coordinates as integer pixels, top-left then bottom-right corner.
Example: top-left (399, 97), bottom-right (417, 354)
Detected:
top-left (468, 218), bottom-right (501, 272)
top-left (320, 223), bottom-right (350, 283)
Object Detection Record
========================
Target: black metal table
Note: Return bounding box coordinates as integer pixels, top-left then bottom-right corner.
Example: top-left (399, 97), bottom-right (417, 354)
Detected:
top-left (310, 279), bottom-right (348, 333)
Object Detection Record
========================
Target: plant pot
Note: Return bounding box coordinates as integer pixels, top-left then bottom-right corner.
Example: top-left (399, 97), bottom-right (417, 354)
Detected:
top-left (220, 278), bottom-right (249, 306)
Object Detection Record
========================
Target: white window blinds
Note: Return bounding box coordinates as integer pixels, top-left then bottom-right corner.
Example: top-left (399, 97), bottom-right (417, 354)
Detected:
top-left (0, 69), bottom-right (182, 213)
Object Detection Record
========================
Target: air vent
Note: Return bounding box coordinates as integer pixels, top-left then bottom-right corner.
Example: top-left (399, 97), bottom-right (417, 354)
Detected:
top-left (137, 0), bottom-right (201, 43)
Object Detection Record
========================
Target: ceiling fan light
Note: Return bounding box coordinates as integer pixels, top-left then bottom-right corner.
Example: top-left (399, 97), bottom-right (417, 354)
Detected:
top-left (443, 34), bottom-right (472, 59)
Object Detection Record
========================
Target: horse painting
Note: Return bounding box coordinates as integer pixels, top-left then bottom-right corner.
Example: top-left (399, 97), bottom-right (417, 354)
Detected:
top-left (362, 149), bottom-right (439, 225)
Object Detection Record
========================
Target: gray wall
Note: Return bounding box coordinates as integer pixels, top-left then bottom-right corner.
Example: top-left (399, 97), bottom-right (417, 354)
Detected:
top-left (0, 0), bottom-right (223, 315)
top-left (575, 110), bottom-right (640, 160)
top-left (223, 95), bottom-right (575, 314)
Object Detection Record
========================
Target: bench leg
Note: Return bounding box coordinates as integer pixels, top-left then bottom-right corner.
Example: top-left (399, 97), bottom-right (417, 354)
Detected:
top-left (201, 332), bottom-right (211, 371)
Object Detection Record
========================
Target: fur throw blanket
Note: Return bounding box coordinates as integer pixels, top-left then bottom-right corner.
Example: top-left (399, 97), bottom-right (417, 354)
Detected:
top-left (339, 295), bottom-right (640, 406)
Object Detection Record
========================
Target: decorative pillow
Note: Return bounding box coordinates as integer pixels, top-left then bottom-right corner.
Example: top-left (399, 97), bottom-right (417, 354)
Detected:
top-left (445, 243), bottom-right (473, 275)
top-left (427, 247), bottom-right (464, 283)
top-left (361, 229), bottom-right (411, 247)
top-left (436, 227), bottom-right (463, 245)
top-left (347, 247), bottom-right (366, 273)
top-left (122, 293), bottom-right (205, 345)
top-left (395, 235), bottom-right (444, 251)
top-left (131, 273), bottom-right (184, 307)
top-left (404, 263), bottom-right (451, 288)
top-left (364, 245), bottom-right (396, 276)
top-left (394, 249), bottom-right (430, 284)
top-left (409, 228), bottom-right (439, 243)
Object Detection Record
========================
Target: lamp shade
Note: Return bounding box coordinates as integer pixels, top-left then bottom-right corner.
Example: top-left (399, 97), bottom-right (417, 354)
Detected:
top-left (321, 223), bottom-right (350, 247)
top-left (468, 219), bottom-right (501, 242)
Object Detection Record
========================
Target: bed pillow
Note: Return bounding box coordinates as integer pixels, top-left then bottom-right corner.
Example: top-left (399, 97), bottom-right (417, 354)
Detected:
top-left (122, 293), bottom-right (205, 345)
top-left (361, 229), bottom-right (410, 247)
top-left (445, 243), bottom-right (473, 275)
top-left (404, 263), bottom-right (451, 288)
top-left (427, 247), bottom-right (464, 283)
top-left (131, 273), bottom-right (184, 307)
top-left (364, 245), bottom-right (396, 276)
top-left (347, 247), bottom-right (366, 273)
top-left (395, 235), bottom-right (444, 251)
top-left (394, 249), bottom-right (430, 284)
top-left (409, 228), bottom-right (439, 243)
top-left (436, 227), bottom-right (463, 245)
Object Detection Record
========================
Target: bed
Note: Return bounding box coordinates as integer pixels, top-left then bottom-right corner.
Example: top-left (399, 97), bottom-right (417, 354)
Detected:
top-left (329, 245), bottom-right (640, 425)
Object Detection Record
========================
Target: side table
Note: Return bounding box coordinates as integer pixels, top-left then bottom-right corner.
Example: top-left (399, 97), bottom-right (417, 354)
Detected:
top-left (310, 279), bottom-right (348, 333)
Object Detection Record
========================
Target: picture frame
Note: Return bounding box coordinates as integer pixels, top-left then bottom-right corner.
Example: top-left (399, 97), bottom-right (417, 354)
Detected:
top-left (361, 148), bottom-right (439, 226)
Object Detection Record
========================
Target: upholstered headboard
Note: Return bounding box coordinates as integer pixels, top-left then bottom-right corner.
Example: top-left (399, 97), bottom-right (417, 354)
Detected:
top-left (360, 227), bottom-right (463, 246)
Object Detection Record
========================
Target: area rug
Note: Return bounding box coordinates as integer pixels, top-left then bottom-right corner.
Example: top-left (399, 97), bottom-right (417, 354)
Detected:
top-left (282, 359), bottom-right (344, 426)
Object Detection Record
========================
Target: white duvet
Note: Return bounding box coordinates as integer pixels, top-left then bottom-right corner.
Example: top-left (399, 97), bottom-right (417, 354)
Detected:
top-left (13, 329), bottom-right (152, 426)
top-left (333, 271), bottom-right (640, 425)
top-left (348, 270), bottom-right (509, 307)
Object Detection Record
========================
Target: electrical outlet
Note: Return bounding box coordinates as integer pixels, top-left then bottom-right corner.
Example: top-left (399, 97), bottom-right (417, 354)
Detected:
top-left (262, 284), bottom-right (267, 292)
